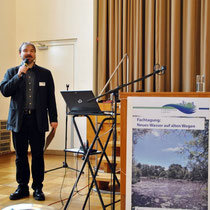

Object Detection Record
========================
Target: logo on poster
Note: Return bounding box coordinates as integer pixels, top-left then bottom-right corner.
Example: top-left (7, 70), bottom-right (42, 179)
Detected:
top-left (162, 101), bottom-right (196, 114)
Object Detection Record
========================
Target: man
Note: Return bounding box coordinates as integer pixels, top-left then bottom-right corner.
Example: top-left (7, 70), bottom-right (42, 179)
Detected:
top-left (0, 42), bottom-right (58, 201)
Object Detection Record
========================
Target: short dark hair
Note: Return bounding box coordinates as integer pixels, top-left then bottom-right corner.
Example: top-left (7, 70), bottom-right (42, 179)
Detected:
top-left (19, 42), bottom-right (36, 53)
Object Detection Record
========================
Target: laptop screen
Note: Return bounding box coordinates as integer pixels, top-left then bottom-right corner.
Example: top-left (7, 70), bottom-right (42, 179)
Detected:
top-left (60, 90), bottom-right (102, 114)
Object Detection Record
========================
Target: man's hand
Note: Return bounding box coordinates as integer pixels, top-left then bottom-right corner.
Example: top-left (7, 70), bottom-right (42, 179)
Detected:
top-left (50, 122), bottom-right (58, 133)
top-left (18, 65), bottom-right (29, 78)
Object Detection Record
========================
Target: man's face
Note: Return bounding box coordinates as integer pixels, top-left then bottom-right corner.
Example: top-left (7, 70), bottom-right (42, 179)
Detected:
top-left (19, 44), bottom-right (36, 64)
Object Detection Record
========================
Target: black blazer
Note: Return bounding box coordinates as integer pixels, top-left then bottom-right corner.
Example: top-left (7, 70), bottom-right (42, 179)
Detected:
top-left (0, 64), bottom-right (58, 133)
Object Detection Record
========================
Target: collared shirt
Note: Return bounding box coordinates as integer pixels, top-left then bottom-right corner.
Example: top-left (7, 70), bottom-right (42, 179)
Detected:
top-left (24, 67), bottom-right (36, 110)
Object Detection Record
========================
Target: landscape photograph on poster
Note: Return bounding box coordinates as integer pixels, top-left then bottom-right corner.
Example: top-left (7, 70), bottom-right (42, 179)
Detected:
top-left (132, 120), bottom-right (208, 210)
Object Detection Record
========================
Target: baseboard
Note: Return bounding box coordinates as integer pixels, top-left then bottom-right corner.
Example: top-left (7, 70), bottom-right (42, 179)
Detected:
top-left (44, 150), bottom-right (97, 160)
top-left (44, 150), bottom-right (74, 156)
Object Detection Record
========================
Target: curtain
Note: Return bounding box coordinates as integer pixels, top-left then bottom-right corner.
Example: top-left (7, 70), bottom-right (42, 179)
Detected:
top-left (96, 0), bottom-right (210, 95)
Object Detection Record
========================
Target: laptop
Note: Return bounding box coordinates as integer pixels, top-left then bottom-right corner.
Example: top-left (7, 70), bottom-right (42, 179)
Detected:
top-left (60, 90), bottom-right (108, 115)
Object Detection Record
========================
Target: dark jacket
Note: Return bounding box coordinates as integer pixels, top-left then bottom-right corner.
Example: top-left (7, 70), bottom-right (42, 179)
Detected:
top-left (0, 64), bottom-right (58, 133)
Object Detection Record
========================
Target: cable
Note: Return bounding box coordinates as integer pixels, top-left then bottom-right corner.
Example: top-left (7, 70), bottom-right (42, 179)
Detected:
top-left (75, 152), bottom-right (95, 198)
top-left (47, 154), bottom-right (90, 208)
top-left (48, 184), bottom-right (90, 207)
top-left (96, 122), bottom-right (115, 140)
top-left (59, 167), bottom-right (67, 208)
top-left (75, 153), bottom-right (87, 196)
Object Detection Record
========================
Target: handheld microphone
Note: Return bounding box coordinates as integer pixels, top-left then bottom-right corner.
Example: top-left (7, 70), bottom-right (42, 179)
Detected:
top-left (23, 58), bottom-right (29, 67)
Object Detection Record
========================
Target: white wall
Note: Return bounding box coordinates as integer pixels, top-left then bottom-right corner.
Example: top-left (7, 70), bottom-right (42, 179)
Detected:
top-left (0, 0), bottom-right (16, 120)
top-left (15, 0), bottom-right (94, 90)
top-left (0, 0), bottom-right (94, 150)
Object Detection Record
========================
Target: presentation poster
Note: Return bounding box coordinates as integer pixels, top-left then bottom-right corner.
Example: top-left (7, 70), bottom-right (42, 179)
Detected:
top-left (126, 97), bottom-right (209, 210)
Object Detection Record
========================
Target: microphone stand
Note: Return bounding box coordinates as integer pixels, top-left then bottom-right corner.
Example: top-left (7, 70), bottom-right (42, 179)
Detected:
top-left (90, 68), bottom-right (165, 102)
top-left (45, 84), bottom-right (80, 173)
top-left (94, 54), bottom-right (129, 174)
top-left (88, 68), bottom-right (165, 210)
top-left (99, 54), bottom-right (128, 96)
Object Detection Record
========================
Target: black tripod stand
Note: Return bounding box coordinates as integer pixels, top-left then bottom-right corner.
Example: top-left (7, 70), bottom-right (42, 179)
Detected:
top-left (45, 84), bottom-right (79, 174)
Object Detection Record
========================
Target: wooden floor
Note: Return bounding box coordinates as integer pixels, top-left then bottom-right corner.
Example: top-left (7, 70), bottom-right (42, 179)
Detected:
top-left (0, 153), bottom-right (121, 209)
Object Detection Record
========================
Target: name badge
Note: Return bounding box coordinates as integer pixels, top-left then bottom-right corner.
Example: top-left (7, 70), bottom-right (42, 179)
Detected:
top-left (39, 82), bottom-right (46, 86)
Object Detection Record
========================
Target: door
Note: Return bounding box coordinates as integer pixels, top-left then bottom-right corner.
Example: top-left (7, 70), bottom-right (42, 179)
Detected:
top-left (36, 43), bottom-right (75, 150)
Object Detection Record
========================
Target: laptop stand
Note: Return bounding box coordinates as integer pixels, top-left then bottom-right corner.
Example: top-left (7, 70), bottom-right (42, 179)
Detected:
top-left (64, 113), bottom-right (120, 209)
